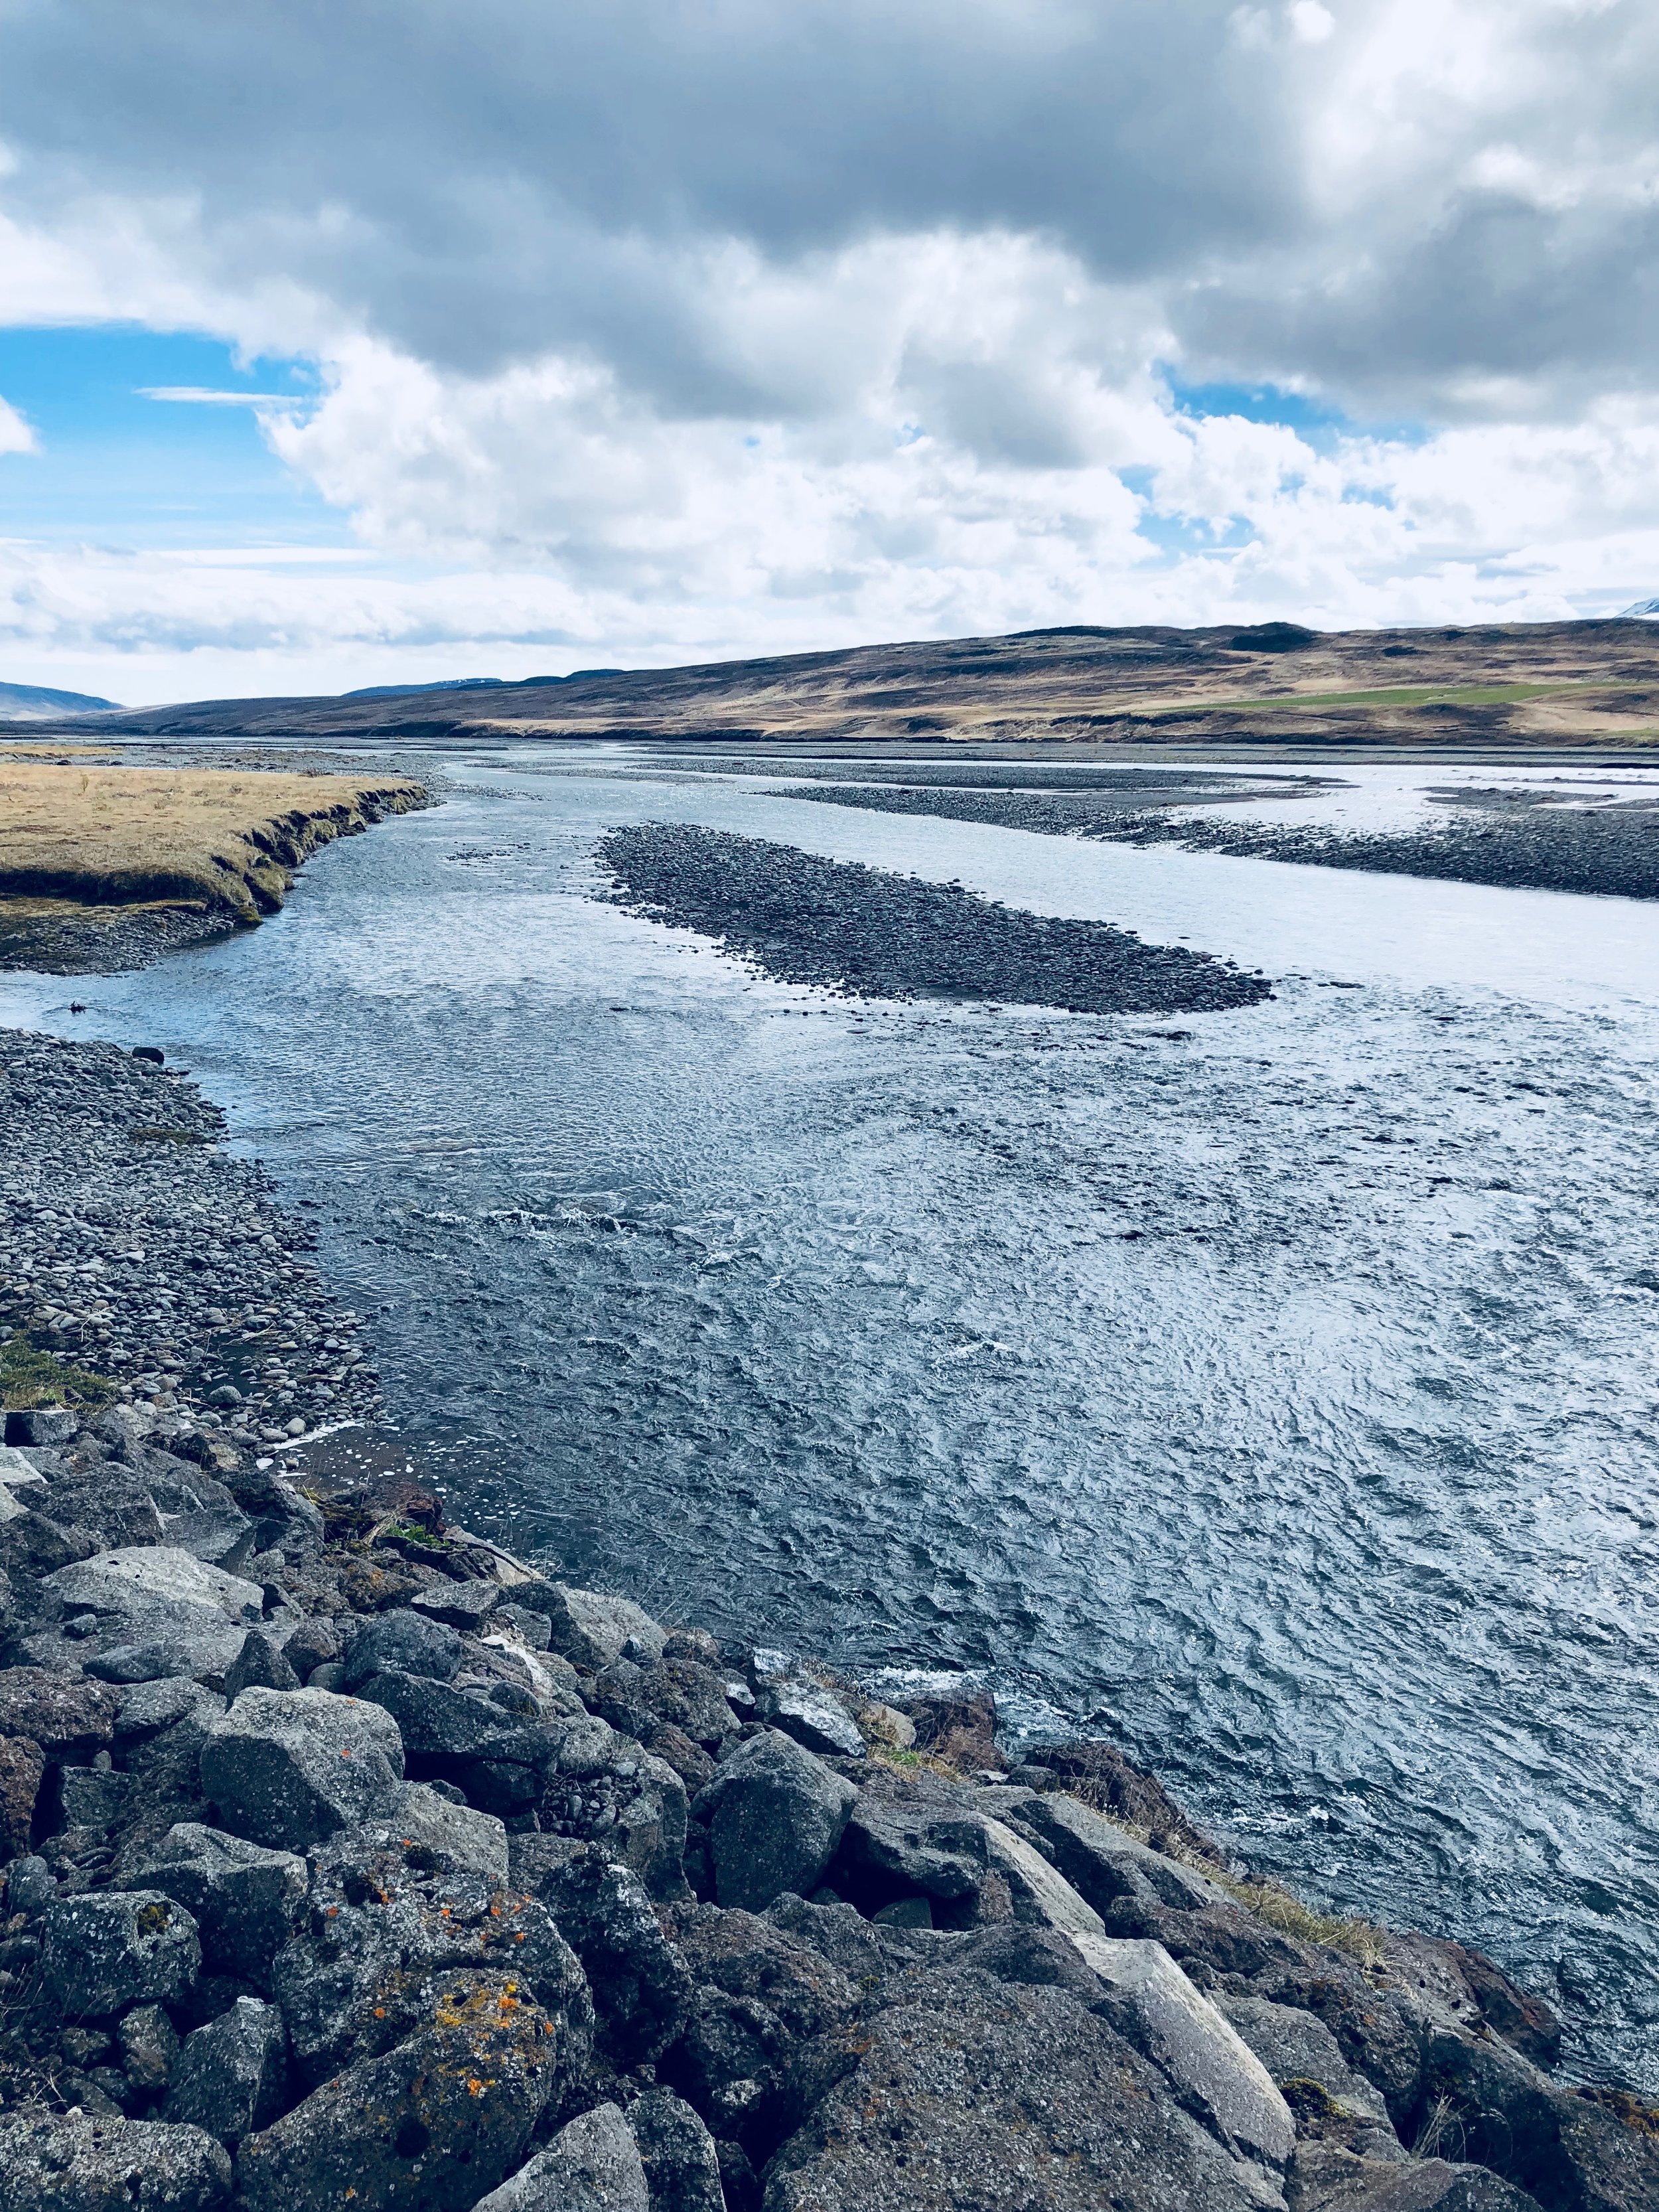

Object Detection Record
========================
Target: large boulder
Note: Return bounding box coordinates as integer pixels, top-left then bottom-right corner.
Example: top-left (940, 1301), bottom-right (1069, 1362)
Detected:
top-left (1220, 1992), bottom-right (1401, 2157)
top-left (693, 1732), bottom-right (857, 1911)
top-left (1289, 2146), bottom-right (1542, 2208)
top-left (1009, 1788), bottom-right (1229, 1916)
top-left (352, 1666), bottom-right (555, 1816)
top-left (0, 2112), bottom-right (230, 2211)
top-left (979, 1818), bottom-right (1104, 1937)
top-left (41, 1887), bottom-right (201, 2016)
top-left (0, 1664), bottom-right (121, 1754)
top-left (45, 1545), bottom-right (263, 1622)
top-left (1418, 2030), bottom-right (1659, 2212)
top-left (1071, 1933), bottom-right (1295, 2166)
top-left (125, 1822), bottom-right (307, 1990)
top-left (198, 1687), bottom-right (403, 1849)
top-left (236, 1968), bottom-right (567, 2212)
top-left (165, 1996), bottom-right (289, 2142)
top-left (271, 1826), bottom-right (592, 2088)
top-left (340, 1607), bottom-right (463, 1688)
top-left (470, 2101), bottom-right (650, 2212)
top-left (542, 1584), bottom-right (667, 1670)
top-left (512, 1838), bottom-right (690, 2067)
top-left (0, 1732), bottom-right (44, 1858)
top-left (627, 2088), bottom-right (727, 2212)
top-left (764, 1966), bottom-right (1276, 2212)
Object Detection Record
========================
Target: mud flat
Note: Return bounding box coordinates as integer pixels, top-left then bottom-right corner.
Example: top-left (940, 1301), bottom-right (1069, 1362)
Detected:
top-left (0, 762), bottom-right (428, 973)
top-left (597, 822), bottom-right (1273, 1014)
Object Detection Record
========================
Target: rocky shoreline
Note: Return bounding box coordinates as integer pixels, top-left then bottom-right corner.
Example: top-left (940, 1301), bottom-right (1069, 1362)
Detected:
top-left (1, 1035), bottom-right (1656, 2211)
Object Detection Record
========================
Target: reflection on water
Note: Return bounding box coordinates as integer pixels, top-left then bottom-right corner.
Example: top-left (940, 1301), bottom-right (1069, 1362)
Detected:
top-left (4, 747), bottom-right (1658, 2087)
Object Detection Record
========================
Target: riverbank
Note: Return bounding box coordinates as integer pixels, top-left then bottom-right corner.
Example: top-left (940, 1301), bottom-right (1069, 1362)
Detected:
top-left (1, 1031), bottom-right (1656, 2211)
top-left (0, 762), bottom-right (429, 974)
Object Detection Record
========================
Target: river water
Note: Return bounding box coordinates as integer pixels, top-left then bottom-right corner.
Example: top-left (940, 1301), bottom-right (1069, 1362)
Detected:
top-left (4, 746), bottom-right (1658, 2087)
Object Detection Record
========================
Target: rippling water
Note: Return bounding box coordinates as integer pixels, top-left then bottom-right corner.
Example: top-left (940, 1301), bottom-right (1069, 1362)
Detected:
top-left (5, 747), bottom-right (1658, 2087)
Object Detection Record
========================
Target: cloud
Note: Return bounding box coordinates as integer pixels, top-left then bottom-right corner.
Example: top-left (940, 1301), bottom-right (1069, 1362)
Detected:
top-left (0, 394), bottom-right (34, 455)
top-left (0, 1), bottom-right (1655, 690)
top-left (139, 387), bottom-right (300, 406)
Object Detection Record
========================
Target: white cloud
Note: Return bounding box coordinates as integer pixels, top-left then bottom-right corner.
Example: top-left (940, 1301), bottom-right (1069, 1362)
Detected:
top-left (0, 1), bottom-right (1656, 692)
top-left (0, 396), bottom-right (35, 455)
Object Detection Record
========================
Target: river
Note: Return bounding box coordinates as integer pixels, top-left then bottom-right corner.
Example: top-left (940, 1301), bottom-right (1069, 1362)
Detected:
top-left (4, 745), bottom-right (1658, 2087)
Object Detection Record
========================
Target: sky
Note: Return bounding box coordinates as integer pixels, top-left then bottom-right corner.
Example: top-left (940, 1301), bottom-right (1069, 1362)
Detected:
top-left (0, 0), bottom-right (1656, 704)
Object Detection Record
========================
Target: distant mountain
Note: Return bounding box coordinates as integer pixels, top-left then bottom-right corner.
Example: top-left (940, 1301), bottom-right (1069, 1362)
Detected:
top-left (1619, 598), bottom-right (1659, 617)
top-left (0, 680), bottom-right (122, 719)
top-left (344, 671), bottom-right (625, 698)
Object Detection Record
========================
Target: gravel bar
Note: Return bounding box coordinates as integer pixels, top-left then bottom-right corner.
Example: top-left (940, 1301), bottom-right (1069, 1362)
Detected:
top-left (1, 1030), bottom-right (384, 1450)
top-left (782, 780), bottom-right (1659, 901)
top-left (597, 822), bottom-right (1273, 1014)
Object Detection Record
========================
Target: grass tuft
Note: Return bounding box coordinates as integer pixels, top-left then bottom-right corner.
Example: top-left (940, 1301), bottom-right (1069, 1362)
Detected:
top-left (0, 1330), bottom-right (119, 1411)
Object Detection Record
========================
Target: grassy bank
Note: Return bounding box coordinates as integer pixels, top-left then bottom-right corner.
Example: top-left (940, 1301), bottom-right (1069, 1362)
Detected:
top-left (0, 760), bottom-right (428, 928)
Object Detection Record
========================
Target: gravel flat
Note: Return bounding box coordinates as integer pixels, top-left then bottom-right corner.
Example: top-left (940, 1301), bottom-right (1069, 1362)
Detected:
top-left (597, 822), bottom-right (1272, 1013)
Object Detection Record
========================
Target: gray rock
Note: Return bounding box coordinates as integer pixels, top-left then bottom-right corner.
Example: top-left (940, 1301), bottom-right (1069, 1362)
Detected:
top-left (543, 1584), bottom-right (667, 1670)
top-left (127, 1822), bottom-right (307, 1990)
top-left (831, 1794), bottom-right (989, 1911)
top-left (1011, 1789), bottom-right (1227, 1914)
top-left (119, 2003), bottom-right (180, 2094)
top-left (340, 1607), bottom-right (462, 1688)
top-left (1289, 2146), bottom-right (1542, 2208)
top-left (57, 1764), bottom-right (134, 1831)
top-left (512, 1840), bottom-right (690, 2067)
top-left (1220, 1993), bottom-right (1396, 2132)
top-left (166, 1996), bottom-right (288, 2142)
top-left (5, 1851), bottom-right (54, 1915)
top-left (764, 1964), bottom-right (1275, 2212)
top-left (237, 1968), bottom-right (567, 2212)
top-left (980, 1818), bottom-right (1105, 1937)
top-left (354, 1666), bottom-right (552, 1816)
top-left (83, 1607), bottom-right (250, 1689)
top-left (410, 1580), bottom-right (501, 1631)
top-left (0, 1663), bottom-right (121, 1752)
top-left (116, 1678), bottom-right (226, 1740)
top-left (8, 1406), bottom-right (79, 1446)
top-left (41, 1887), bottom-right (201, 2016)
top-left (1071, 1933), bottom-right (1295, 2166)
top-left (0, 2111), bottom-right (230, 2211)
top-left (223, 1628), bottom-right (301, 1700)
top-left (693, 1731), bottom-right (857, 1911)
top-left (45, 1545), bottom-right (264, 1622)
top-left (764, 1680), bottom-right (866, 1761)
top-left (470, 2102), bottom-right (650, 2212)
top-left (161, 1507), bottom-right (257, 1578)
top-left (376, 1779), bottom-right (512, 1879)
top-left (495, 1602), bottom-right (552, 1651)
top-left (199, 1686), bottom-right (403, 1849)
top-left (628, 2088), bottom-right (727, 2212)
top-left (271, 1827), bottom-right (591, 2088)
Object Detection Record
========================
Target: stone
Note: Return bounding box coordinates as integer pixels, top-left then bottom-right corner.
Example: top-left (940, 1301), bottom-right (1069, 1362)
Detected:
top-left (829, 1793), bottom-right (989, 1919)
top-left (41, 1887), bottom-right (201, 2016)
top-left (1011, 1789), bottom-right (1227, 1914)
top-left (83, 1609), bottom-right (250, 1689)
top-left (1220, 1993), bottom-right (1396, 2134)
top-left (0, 1732), bottom-right (44, 1856)
top-left (980, 1817), bottom-right (1106, 1936)
top-left (1289, 2147), bottom-right (1543, 2208)
top-left (765, 1965), bottom-right (1274, 2212)
top-left (281, 1617), bottom-right (342, 1676)
top-left (355, 1666), bottom-right (554, 1816)
top-left (1071, 1932), bottom-right (1295, 2166)
top-left (45, 1545), bottom-right (264, 1622)
top-left (119, 2002), bottom-right (180, 2094)
top-left (470, 2101), bottom-right (650, 2212)
top-left (127, 1823), bottom-right (307, 1991)
top-left (222, 1627), bottom-right (301, 1699)
top-left (626, 2087), bottom-right (727, 2212)
top-left (693, 1731), bottom-right (857, 1912)
top-left (271, 1828), bottom-right (591, 2088)
top-left (56, 1763), bottom-right (134, 1830)
top-left (116, 1676), bottom-right (225, 1740)
top-left (495, 1602), bottom-right (553, 1651)
top-left (161, 1507), bottom-right (257, 1578)
top-left (861, 1702), bottom-right (916, 1751)
top-left (166, 1996), bottom-right (288, 2142)
top-left (410, 1580), bottom-right (501, 1631)
top-left (7, 1406), bottom-right (79, 1446)
top-left (376, 1779), bottom-right (512, 1879)
top-left (236, 1969), bottom-right (567, 2212)
top-left (1417, 2030), bottom-right (1659, 2212)
top-left (342, 1606), bottom-right (464, 1686)
top-left (543, 1584), bottom-right (667, 1670)
top-left (0, 1663), bottom-right (121, 1753)
top-left (764, 1681), bottom-right (865, 1761)
top-left (5, 1850), bottom-right (54, 1915)
top-left (0, 2112), bottom-right (230, 2211)
top-left (513, 1839), bottom-right (691, 2067)
top-left (199, 1686), bottom-right (403, 1849)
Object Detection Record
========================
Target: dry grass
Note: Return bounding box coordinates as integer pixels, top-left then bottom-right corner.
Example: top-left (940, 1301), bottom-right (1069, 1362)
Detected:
top-left (0, 761), bottom-right (427, 921)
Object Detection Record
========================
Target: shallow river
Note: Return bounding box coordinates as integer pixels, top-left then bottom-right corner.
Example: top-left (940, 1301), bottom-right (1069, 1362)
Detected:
top-left (5, 748), bottom-right (1659, 2087)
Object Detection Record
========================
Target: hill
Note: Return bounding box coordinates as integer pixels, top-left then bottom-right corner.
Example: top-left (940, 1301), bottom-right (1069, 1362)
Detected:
top-left (7, 620), bottom-right (1659, 749)
top-left (0, 680), bottom-right (122, 720)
